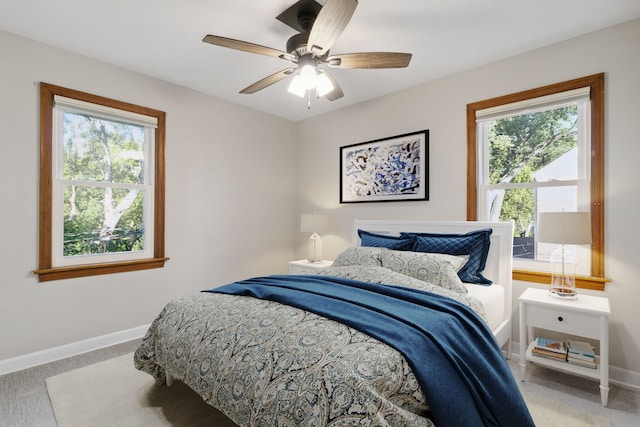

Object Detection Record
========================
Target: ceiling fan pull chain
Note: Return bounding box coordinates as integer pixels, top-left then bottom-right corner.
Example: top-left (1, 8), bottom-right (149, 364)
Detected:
top-left (307, 90), bottom-right (311, 109)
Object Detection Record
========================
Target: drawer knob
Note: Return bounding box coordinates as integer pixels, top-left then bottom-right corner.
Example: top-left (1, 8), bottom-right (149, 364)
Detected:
top-left (557, 316), bottom-right (564, 322)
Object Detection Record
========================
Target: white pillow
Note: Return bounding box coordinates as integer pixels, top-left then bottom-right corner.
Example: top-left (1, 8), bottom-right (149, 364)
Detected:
top-left (379, 250), bottom-right (469, 294)
top-left (332, 246), bottom-right (384, 267)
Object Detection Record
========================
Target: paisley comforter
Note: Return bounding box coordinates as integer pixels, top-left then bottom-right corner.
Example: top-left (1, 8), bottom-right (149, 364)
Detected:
top-left (134, 265), bottom-right (532, 426)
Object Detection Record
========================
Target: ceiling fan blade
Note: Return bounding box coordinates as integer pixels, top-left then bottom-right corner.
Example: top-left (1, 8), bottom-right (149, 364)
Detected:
top-left (239, 68), bottom-right (296, 94)
top-left (203, 35), bottom-right (295, 60)
top-left (318, 69), bottom-right (344, 101)
top-left (326, 52), bottom-right (412, 69)
top-left (307, 0), bottom-right (358, 56)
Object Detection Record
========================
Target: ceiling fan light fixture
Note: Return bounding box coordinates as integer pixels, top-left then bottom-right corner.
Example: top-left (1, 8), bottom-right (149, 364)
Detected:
top-left (316, 72), bottom-right (334, 96)
top-left (287, 75), bottom-right (307, 97)
top-left (299, 64), bottom-right (317, 89)
top-left (288, 67), bottom-right (335, 99)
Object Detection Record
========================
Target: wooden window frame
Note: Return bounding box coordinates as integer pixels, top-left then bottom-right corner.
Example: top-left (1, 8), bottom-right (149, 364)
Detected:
top-left (34, 83), bottom-right (168, 282)
top-left (466, 73), bottom-right (607, 291)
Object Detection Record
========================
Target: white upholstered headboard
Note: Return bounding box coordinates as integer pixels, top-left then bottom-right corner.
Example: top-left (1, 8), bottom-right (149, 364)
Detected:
top-left (352, 219), bottom-right (514, 351)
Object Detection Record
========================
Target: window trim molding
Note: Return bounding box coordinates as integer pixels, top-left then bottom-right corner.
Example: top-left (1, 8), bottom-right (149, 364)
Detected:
top-left (466, 73), bottom-right (606, 290)
top-left (34, 82), bottom-right (168, 282)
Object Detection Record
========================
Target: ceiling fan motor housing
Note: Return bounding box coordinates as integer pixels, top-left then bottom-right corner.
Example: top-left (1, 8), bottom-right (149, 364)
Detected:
top-left (281, 0), bottom-right (322, 56)
top-left (286, 32), bottom-right (310, 56)
top-left (296, 9), bottom-right (317, 32)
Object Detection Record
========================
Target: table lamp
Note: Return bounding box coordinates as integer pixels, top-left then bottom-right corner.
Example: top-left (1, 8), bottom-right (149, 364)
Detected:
top-left (537, 212), bottom-right (592, 298)
top-left (300, 213), bottom-right (329, 263)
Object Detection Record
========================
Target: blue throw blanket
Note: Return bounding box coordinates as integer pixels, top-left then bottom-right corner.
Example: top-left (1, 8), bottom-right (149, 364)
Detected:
top-left (207, 275), bottom-right (534, 427)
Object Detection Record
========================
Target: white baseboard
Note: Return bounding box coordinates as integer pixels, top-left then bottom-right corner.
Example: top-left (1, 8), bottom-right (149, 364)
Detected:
top-left (0, 324), bottom-right (150, 376)
top-left (510, 340), bottom-right (640, 392)
top-left (609, 365), bottom-right (640, 393)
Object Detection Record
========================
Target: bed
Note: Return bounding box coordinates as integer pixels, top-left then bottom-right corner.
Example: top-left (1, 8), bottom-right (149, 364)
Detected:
top-left (134, 220), bottom-right (531, 426)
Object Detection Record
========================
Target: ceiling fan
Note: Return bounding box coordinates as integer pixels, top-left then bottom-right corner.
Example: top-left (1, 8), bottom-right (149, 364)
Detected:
top-left (202, 0), bottom-right (412, 104)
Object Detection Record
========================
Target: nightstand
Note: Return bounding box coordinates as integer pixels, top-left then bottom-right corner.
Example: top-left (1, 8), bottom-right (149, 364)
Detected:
top-left (288, 259), bottom-right (333, 274)
top-left (518, 287), bottom-right (610, 406)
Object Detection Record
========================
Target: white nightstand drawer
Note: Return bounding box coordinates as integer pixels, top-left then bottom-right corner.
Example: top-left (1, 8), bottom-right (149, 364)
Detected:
top-left (525, 304), bottom-right (601, 339)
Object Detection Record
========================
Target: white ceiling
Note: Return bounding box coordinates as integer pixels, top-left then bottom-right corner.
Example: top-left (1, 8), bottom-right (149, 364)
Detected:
top-left (2, 0), bottom-right (639, 122)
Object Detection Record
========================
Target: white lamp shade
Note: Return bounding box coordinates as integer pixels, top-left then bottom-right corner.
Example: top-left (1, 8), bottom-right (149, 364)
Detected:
top-left (537, 212), bottom-right (592, 245)
top-left (300, 213), bottom-right (329, 233)
top-left (288, 75), bottom-right (306, 97)
top-left (299, 64), bottom-right (317, 89)
top-left (316, 72), bottom-right (334, 97)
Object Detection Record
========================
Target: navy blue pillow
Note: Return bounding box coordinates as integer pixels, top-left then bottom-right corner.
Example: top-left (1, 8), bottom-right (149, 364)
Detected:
top-left (402, 229), bottom-right (493, 285)
top-left (358, 229), bottom-right (415, 251)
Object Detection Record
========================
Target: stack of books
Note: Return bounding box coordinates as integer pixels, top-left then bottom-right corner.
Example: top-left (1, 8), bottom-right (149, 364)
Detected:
top-left (567, 340), bottom-right (597, 369)
top-left (532, 337), bottom-right (567, 361)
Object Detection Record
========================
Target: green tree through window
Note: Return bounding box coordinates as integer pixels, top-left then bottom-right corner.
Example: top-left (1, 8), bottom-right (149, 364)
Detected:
top-left (62, 113), bottom-right (146, 256)
top-left (488, 106), bottom-right (577, 240)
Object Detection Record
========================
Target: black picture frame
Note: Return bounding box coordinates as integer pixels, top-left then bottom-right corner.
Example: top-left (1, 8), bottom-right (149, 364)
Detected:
top-left (340, 130), bottom-right (429, 203)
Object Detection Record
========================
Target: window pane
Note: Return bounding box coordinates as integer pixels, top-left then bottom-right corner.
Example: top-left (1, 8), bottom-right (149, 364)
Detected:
top-left (488, 106), bottom-right (578, 185)
top-left (63, 185), bottom-right (145, 256)
top-left (537, 185), bottom-right (579, 214)
top-left (485, 105), bottom-right (582, 262)
top-left (63, 112), bottom-right (145, 184)
top-left (490, 184), bottom-right (578, 261)
top-left (489, 187), bottom-right (535, 258)
top-left (535, 184), bottom-right (580, 262)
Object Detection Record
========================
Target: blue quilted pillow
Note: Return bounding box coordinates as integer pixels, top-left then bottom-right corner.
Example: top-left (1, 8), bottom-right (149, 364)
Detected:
top-left (358, 229), bottom-right (415, 251)
top-left (403, 229), bottom-right (493, 285)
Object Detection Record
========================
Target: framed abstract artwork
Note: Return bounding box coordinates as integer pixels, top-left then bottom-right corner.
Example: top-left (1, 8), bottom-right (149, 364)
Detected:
top-left (340, 130), bottom-right (429, 203)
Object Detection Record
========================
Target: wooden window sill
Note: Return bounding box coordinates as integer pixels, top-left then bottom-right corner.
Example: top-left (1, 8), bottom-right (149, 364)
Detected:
top-left (33, 257), bottom-right (169, 282)
top-left (513, 269), bottom-right (609, 291)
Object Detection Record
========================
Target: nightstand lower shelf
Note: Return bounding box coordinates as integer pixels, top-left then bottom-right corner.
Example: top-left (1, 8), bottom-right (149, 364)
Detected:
top-left (525, 341), bottom-right (601, 380)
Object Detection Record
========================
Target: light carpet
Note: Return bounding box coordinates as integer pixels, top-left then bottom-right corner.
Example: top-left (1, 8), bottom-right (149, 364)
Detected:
top-left (46, 353), bottom-right (236, 427)
top-left (46, 353), bottom-right (612, 427)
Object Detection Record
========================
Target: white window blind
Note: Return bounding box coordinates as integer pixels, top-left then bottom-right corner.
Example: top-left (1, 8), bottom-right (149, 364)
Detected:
top-left (476, 87), bottom-right (590, 122)
top-left (54, 95), bottom-right (158, 128)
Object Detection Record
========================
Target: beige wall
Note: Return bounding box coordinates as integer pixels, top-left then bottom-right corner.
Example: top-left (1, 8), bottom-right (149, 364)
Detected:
top-left (295, 18), bottom-right (640, 378)
top-left (0, 30), bottom-right (297, 361)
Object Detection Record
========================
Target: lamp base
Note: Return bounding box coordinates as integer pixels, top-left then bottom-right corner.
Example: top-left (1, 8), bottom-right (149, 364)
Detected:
top-left (549, 286), bottom-right (578, 299)
top-left (307, 232), bottom-right (322, 263)
top-left (548, 246), bottom-right (578, 299)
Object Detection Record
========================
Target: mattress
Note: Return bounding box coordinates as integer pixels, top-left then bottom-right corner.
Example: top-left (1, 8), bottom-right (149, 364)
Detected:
top-left (464, 282), bottom-right (504, 331)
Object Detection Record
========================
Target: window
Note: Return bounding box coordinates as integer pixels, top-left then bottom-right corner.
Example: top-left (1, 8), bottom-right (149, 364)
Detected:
top-left (35, 83), bottom-right (167, 281)
top-left (467, 74), bottom-right (606, 290)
